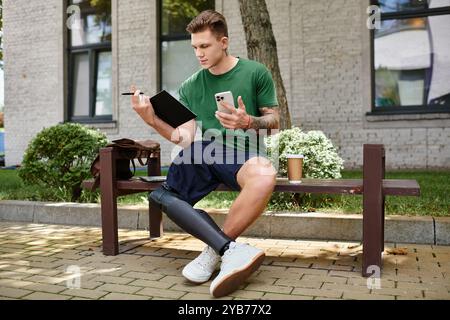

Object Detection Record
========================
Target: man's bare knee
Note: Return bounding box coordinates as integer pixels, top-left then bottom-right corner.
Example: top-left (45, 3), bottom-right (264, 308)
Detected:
top-left (238, 157), bottom-right (277, 189)
top-left (256, 173), bottom-right (276, 191)
top-left (247, 158), bottom-right (277, 179)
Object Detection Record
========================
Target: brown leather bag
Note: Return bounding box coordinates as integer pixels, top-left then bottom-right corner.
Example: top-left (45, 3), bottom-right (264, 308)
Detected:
top-left (89, 138), bottom-right (160, 191)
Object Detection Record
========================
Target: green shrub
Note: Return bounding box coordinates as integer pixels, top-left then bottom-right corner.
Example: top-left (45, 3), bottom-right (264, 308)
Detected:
top-left (265, 127), bottom-right (344, 210)
top-left (19, 123), bottom-right (108, 201)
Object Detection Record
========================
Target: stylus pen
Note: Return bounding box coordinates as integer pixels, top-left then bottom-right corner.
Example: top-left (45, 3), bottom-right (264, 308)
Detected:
top-left (121, 92), bottom-right (144, 95)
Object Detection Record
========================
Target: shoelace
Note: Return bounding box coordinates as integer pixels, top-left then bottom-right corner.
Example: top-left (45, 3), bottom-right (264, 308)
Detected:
top-left (221, 243), bottom-right (241, 264)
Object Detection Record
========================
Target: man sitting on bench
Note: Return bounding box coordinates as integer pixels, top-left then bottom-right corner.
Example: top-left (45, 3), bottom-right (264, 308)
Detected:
top-left (130, 10), bottom-right (280, 298)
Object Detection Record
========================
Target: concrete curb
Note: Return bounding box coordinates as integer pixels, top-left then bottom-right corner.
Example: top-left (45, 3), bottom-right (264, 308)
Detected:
top-left (0, 200), bottom-right (449, 245)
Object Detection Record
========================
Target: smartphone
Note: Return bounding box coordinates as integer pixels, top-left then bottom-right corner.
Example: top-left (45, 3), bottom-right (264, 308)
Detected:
top-left (215, 91), bottom-right (235, 114)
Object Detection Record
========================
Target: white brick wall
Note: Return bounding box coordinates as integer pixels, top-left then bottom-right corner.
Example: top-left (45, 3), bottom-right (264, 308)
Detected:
top-left (3, 1), bottom-right (64, 165)
top-left (3, 0), bottom-right (450, 169)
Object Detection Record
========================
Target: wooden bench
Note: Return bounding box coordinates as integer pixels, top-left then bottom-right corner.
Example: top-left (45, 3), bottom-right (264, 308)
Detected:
top-left (81, 144), bottom-right (420, 277)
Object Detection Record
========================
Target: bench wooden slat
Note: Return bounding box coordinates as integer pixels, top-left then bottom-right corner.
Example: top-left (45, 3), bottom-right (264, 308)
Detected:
top-left (83, 178), bottom-right (363, 194)
top-left (382, 179), bottom-right (420, 196)
top-left (82, 177), bottom-right (420, 196)
top-left (271, 178), bottom-right (363, 194)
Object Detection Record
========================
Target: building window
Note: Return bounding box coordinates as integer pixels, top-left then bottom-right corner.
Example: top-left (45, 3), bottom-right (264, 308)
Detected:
top-left (372, 0), bottom-right (450, 114)
top-left (67, 0), bottom-right (112, 122)
top-left (159, 0), bottom-right (215, 98)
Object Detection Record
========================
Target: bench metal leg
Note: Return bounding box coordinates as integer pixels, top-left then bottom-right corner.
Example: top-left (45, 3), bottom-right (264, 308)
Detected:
top-left (362, 144), bottom-right (385, 277)
top-left (381, 153), bottom-right (386, 254)
top-left (100, 147), bottom-right (119, 256)
top-left (148, 154), bottom-right (163, 238)
top-left (149, 202), bottom-right (163, 239)
top-left (381, 198), bottom-right (385, 253)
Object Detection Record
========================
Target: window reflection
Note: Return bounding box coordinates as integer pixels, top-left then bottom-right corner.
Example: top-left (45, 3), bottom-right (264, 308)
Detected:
top-left (70, 0), bottom-right (112, 47)
top-left (378, 17), bottom-right (427, 35)
top-left (95, 52), bottom-right (112, 116)
top-left (72, 53), bottom-right (90, 116)
top-left (161, 0), bottom-right (214, 36)
top-left (376, 0), bottom-right (428, 13)
top-left (376, 0), bottom-right (450, 13)
top-left (160, 0), bottom-right (215, 97)
top-left (374, 14), bottom-right (450, 108)
top-left (162, 40), bottom-right (201, 98)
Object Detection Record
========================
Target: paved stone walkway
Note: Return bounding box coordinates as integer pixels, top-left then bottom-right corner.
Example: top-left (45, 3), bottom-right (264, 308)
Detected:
top-left (0, 221), bottom-right (449, 300)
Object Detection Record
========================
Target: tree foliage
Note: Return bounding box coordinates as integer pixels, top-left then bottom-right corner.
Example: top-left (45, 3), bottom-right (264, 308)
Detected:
top-left (161, 0), bottom-right (214, 35)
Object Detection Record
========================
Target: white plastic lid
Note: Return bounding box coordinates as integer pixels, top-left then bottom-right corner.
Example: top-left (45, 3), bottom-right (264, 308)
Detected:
top-left (286, 154), bottom-right (304, 158)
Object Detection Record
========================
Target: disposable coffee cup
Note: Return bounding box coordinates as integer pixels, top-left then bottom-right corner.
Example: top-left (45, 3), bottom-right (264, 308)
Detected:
top-left (286, 154), bottom-right (304, 184)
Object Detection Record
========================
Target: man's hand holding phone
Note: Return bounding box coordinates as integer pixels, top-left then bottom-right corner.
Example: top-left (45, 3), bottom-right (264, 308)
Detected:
top-left (130, 85), bottom-right (157, 127)
top-left (215, 95), bottom-right (252, 130)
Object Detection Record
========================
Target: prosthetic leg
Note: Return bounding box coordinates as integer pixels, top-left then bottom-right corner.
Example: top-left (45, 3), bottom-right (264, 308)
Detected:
top-left (149, 183), bottom-right (232, 255)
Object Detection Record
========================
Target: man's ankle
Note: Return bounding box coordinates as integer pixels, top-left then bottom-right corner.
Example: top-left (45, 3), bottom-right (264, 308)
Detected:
top-left (219, 241), bottom-right (232, 256)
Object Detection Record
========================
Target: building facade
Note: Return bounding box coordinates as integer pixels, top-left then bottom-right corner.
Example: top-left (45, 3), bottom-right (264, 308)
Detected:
top-left (3, 0), bottom-right (450, 169)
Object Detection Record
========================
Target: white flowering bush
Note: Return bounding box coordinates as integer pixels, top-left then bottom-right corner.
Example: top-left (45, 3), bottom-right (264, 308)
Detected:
top-left (265, 127), bottom-right (344, 179)
top-left (264, 127), bottom-right (344, 211)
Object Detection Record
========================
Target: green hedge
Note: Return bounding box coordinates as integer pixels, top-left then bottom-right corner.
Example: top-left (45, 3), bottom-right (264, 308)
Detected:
top-left (19, 123), bottom-right (108, 201)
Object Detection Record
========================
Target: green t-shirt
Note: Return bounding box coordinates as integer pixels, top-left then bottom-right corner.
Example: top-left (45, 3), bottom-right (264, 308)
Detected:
top-left (178, 58), bottom-right (278, 153)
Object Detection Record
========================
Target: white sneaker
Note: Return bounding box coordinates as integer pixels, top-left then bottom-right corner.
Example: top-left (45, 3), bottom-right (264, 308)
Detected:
top-left (182, 246), bottom-right (220, 283)
top-left (210, 242), bottom-right (265, 298)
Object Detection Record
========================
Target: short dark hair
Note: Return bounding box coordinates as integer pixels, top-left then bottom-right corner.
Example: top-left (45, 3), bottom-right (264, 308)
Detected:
top-left (186, 10), bottom-right (228, 39)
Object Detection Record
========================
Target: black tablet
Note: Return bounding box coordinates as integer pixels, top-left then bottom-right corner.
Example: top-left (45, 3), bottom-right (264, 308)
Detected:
top-left (139, 176), bottom-right (167, 183)
top-left (150, 90), bottom-right (197, 128)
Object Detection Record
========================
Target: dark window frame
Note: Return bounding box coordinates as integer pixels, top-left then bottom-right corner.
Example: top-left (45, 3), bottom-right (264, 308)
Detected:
top-left (369, 0), bottom-right (450, 115)
top-left (67, 1), bottom-right (113, 123)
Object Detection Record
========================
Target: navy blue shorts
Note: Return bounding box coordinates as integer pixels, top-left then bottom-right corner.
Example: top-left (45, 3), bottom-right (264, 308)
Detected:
top-left (165, 140), bottom-right (260, 206)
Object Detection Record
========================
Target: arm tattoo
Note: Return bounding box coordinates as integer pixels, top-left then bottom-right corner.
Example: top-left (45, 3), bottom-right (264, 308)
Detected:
top-left (248, 107), bottom-right (280, 130)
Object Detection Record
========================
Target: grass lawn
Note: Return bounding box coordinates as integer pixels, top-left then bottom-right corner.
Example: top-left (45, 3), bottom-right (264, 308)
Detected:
top-left (0, 168), bottom-right (448, 216)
